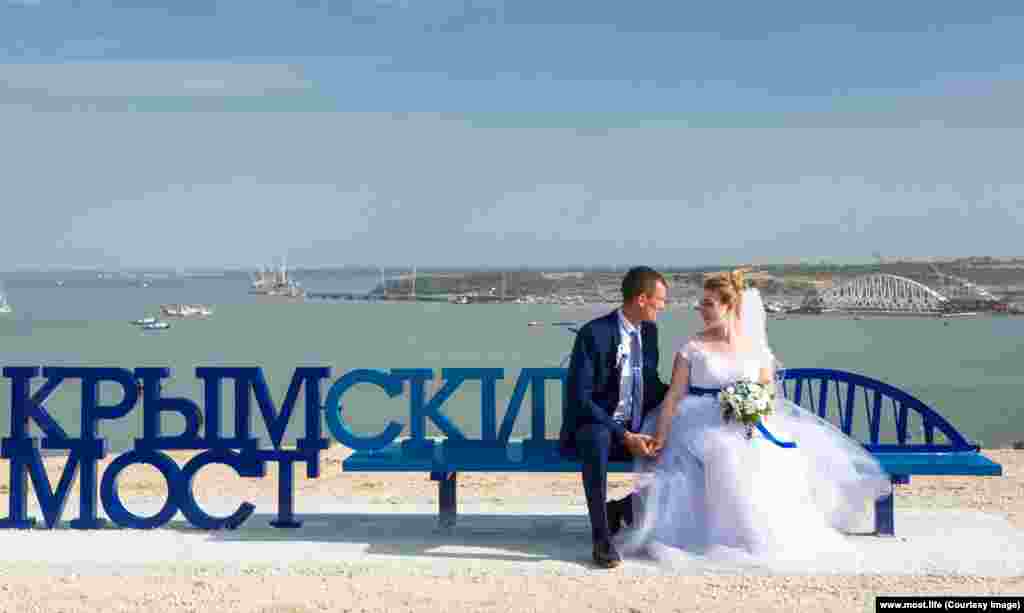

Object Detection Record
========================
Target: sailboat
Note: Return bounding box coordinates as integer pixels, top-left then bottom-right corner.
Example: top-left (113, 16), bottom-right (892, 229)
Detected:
top-left (0, 282), bottom-right (11, 314)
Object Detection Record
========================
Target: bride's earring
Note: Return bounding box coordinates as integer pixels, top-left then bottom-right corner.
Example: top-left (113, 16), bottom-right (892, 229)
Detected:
top-left (726, 310), bottom-right (738, 341)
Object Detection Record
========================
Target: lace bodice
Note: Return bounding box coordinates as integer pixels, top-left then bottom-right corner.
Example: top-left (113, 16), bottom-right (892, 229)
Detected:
top-left (678, 339), bottom-right (774, 389)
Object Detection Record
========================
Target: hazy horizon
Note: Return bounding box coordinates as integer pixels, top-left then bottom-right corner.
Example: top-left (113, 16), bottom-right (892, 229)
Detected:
top-left (3, 254), bottom-right (1020, 276)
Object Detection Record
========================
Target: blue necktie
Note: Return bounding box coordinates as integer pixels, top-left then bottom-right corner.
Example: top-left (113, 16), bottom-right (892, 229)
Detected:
top-left (629, 330), bottom-right (643, 431)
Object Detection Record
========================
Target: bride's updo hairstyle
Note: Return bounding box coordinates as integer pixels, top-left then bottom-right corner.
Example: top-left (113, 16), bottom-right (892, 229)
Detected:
top-left (703, 268), bottom-right (748, 318)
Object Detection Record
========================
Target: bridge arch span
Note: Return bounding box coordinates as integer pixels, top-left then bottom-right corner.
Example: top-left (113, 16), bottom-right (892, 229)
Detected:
top-left (812, 274), bottom-right (949, 313)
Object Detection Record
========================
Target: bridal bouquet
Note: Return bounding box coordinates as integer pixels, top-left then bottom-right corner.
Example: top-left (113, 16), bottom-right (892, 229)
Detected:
top-left (719, 380), bottom-right (776, 440)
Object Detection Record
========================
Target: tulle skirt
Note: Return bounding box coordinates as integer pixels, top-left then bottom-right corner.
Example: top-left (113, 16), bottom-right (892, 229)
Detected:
top-left (621, 395), bottom-right (891, 569)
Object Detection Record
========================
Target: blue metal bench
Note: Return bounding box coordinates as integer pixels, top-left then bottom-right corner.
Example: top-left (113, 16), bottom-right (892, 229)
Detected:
top-left (343, 368), bottom-right (1002, 536)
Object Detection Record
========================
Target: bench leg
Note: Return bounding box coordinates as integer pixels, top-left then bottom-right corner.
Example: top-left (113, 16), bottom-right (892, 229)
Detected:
top-left (434, 472), bottom-right (457, 531)
top-left (874, 480), bottom-right (895, 537)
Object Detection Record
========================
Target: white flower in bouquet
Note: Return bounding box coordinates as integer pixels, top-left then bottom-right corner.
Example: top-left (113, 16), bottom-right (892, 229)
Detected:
top-left (718, 379), bottom-right (776, 439)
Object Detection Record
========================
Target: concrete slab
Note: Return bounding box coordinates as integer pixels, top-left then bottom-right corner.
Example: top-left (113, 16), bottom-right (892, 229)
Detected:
top-left (0, 498), bottom-right (1020, 577)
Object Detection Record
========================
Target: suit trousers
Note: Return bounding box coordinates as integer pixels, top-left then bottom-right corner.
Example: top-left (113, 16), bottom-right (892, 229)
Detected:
top-left (575, 422), bottom-right (638, 544)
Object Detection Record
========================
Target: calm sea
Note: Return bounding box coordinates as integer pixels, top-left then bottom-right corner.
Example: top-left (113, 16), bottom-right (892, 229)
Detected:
top-left (1, 271), bottom-right (1022, 450)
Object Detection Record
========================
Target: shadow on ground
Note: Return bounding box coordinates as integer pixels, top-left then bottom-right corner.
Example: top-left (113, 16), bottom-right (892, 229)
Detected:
top-left (174, 511), bottom-right (604, 567)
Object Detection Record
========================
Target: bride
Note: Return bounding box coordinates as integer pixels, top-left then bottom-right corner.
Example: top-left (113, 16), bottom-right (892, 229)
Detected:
top-left (622, 270), bottom-right (891, 567)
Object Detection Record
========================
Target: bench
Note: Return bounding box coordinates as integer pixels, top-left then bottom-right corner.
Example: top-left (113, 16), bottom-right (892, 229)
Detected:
top-left (342, 368), bottom-right (1002, 536)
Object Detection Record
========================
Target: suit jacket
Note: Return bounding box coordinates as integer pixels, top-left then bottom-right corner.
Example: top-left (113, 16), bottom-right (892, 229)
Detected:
top-left (559, 310), bottom-right (670, 458)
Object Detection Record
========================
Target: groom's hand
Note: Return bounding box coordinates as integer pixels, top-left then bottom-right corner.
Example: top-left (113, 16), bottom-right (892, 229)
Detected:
top-left (623, 432), bottom-right (657, 458)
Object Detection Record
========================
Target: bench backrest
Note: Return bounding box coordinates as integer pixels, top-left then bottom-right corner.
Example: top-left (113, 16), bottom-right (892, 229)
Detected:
top-left (777, 368), bottom-right (976, 452)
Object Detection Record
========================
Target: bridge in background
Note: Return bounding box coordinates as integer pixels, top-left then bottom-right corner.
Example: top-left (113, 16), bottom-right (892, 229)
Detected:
top-left (805, 273), bottom-right (999, 313)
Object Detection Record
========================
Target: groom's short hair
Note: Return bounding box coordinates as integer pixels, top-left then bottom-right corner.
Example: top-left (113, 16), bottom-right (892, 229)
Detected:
top-left (622, 266), bottom-right (667, 303)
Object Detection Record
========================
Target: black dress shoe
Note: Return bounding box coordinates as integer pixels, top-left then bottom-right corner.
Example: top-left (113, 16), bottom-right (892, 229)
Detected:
top-left (592, 540), bottom-right (622, 569)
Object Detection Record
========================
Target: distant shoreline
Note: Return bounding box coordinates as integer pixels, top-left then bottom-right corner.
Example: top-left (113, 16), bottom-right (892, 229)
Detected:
top-left (364, 264), bottom-right (1024, 315)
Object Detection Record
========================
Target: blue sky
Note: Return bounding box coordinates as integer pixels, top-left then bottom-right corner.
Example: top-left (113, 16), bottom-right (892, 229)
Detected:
top-left (2, 1), bottom-right (1023, 269)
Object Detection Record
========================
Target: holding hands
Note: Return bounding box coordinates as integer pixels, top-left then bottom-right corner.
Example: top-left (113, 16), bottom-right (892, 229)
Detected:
top-left (623, 431), bottom-right (659, 458)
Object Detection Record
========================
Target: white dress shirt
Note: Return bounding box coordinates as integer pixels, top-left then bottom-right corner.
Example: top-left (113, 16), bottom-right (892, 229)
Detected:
top-left (613, 308), bottom-right (641, 427)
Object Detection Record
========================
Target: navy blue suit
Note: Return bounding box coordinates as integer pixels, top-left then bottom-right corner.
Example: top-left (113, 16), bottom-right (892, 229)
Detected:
top-left (559, 310), bottom-right (669, 543)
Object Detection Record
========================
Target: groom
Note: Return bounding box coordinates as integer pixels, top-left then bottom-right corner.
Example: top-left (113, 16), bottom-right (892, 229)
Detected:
top-left (560, 266), bottom-right (670, 568)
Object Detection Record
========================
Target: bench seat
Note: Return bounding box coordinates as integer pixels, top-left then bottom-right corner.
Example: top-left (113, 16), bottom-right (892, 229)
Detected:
top-left (343, 440), bottom-right (1002, 535)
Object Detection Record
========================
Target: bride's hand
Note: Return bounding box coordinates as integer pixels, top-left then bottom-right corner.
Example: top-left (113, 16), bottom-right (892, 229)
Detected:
top-left (650, 433), bottom-right (667, 456)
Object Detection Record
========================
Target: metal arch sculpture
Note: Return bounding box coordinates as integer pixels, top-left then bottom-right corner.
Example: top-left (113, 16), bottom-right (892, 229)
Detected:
top-left (778, 368), bottom-right (975, 452)
top-left (814, 274), bottom-right (949, 313)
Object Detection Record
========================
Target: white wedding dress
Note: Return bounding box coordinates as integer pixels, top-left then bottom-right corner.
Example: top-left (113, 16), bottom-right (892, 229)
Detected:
top-left (622, 335), bottom-right (891, 570)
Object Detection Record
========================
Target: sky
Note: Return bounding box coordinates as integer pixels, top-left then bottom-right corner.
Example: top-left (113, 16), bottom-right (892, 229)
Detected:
top-left (2, 1), bottom-right (1024, 269)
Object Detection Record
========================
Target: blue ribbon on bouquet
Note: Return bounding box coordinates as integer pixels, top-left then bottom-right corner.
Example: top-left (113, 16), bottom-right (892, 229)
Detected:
top-left (688, 386), bottom-right (798, 449)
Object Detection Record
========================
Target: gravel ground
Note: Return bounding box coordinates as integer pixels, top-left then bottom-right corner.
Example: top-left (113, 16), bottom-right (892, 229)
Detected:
top-left (0, 447), bottom-right (1020, 612)
top-left (0, 574), bottom-right (1022, 613)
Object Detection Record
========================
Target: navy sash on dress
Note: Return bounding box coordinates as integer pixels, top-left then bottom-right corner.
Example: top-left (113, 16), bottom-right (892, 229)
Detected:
top-left (688, 386), bottom-right (797, 449)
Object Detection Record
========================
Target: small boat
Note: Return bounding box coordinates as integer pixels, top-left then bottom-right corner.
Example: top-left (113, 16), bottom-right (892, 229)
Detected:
top-left (132, 316), bottom-right (157, 325)
top-left (161, 304), bottom-right (213, 318)
top-left (141, 321), bottom-right (170, 330)
top-left (528, 321), bottom-right (542, 326)
top-left (0, 283), bottom-right (11, 314)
